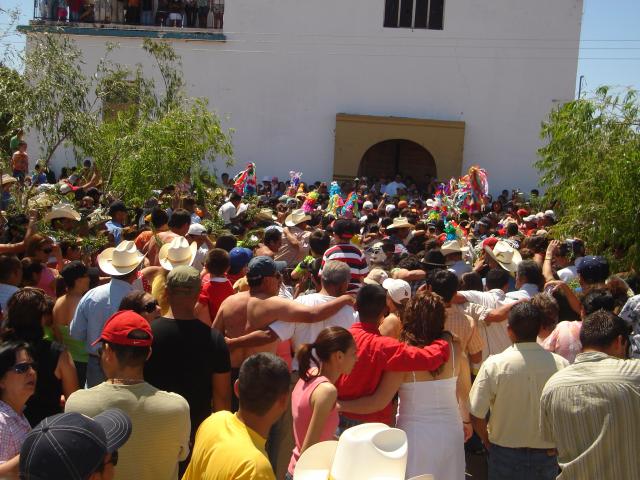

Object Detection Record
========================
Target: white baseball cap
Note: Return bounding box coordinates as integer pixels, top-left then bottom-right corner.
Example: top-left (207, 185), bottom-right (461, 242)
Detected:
top-left (188, 223), bottom-right (207, 236)
top-left (385, 204), bottom-right (396, 214)
top-left (382, 278), bottom-right (412, 304)
top-left (363, 201), bottom-right (374, 210)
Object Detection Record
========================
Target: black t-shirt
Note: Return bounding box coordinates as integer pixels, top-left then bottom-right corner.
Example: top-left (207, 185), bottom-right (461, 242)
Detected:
top-left (144, 317), bottom-right (231, 435)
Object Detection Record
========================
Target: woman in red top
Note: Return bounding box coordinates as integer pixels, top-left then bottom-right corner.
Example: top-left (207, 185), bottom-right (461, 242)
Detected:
top-left (287, 327), bottom-right (357, 480)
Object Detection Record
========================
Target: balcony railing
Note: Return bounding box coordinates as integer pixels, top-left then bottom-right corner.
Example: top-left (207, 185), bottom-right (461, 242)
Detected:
top-left (32, 0), bottom-right (224, 30)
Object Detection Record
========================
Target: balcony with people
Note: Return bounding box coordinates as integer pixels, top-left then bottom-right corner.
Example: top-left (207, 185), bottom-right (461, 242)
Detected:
top-left (28, 0), bottom-right (226, 40)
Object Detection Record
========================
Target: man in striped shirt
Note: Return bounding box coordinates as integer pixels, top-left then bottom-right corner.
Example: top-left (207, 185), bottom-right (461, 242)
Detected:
top-left (322, 219), bottom-right (369, 293)
top-left (540, 310), bottom-right (640, 480)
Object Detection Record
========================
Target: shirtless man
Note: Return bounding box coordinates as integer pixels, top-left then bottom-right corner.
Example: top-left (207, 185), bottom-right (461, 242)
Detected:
top-left (213, 256), bottom-right (353, 370)
top-left (254, 227), bottom-right (282, 258)
top-left (11, 141), bottom-right (29, 182)
top-left (143, 208), bottom-right (191, 265)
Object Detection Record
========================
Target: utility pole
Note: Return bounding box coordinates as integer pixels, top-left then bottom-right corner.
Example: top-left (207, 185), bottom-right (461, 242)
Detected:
top-left (577, 75), bottom-right (585, 99)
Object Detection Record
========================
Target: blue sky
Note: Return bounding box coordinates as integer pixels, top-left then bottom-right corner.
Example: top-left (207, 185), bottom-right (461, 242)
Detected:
top-left (2, 0), bottom-right (640, 95)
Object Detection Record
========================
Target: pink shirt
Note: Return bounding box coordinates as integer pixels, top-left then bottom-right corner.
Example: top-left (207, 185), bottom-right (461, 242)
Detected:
top-left (288, 375), bottom-right (338, 474)
top-left (541, 320), bottom-right (582, 363)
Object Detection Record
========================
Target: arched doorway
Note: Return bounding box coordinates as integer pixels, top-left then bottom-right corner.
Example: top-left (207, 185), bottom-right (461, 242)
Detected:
top-left (358, 139), bottom-right (437, 183)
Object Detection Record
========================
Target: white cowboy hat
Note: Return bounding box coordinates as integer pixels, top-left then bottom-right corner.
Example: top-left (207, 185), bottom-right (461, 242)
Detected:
top-left (386, 217), bottom-right (414, 230)
top-left (158, 236), bottom-right (197, 271)
top-left (44, 203), bottom-right (81, 222)
top-left (484, 240), bottom-right (522, 273)
top-left (285, 209), bottom-right (311, 227)
top-left (441, 239), bottom-right (469, 256)
top-left (1, 174), bottom-right (17, 185)
top-left (294, 423), bottom-right (408, 480)
top-left (97, 241), bottom-right (145, 276)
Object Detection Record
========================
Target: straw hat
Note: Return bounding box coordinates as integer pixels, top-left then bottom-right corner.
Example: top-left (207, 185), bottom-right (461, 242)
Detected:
top-left (294, 423), bottom-right (408, 480)
top-left (254, 208), bottom-right (277, 223)
top-left (285, 209), bottom-right (311, 227)
top-left (87, 208), bottom-right (111, 229)
top-left (1, 174), bottom-right (17, 186)
top-left (158, 236), bottom-right (197, 271)
top-left (386, 217), bottom-right (413, 230)
top-left (97, 241), bottom-right (145, 276)
top-left (44, 203), bottom-right (81, 222)
top-left (363, 268), bottom-right (389, 286)
top-left (484, 240), bottom-right (522, 273)
top-left (441, 239), bottom-right (469, 256)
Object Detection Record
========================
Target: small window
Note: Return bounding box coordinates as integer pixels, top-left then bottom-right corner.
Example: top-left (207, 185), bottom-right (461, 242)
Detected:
top-left (383, 0), bottom-right (444, 30)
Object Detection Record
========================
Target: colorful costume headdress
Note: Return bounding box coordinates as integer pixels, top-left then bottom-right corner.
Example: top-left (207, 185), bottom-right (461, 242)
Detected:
top-left (233, 163), bottom-right (257, 197)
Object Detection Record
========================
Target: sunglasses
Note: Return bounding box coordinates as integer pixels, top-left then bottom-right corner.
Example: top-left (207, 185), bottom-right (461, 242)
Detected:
top-left (13, 361), bottom-right (37, 374)
top-left (144, 300), bottom-right (159, 313)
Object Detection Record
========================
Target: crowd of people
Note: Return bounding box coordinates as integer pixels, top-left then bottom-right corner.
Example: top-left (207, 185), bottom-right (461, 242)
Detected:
top-left (37, 0), bottom-right (225, 29)
top-left (0, 134), bottom-right (639, 480)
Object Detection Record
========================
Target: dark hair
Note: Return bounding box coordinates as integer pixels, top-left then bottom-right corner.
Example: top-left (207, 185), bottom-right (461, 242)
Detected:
top-left (150, 207), bottom-right (169, 229)
top-left (506, 223), bottom-right (519, 237)
top-left (0, 255), bottom-right (22, 283)
top-left (356, 284), bottom-right (388, 322)
top-left (580, 310), bottom-right (630, 350)
top-left (4, 288), bottom-right (49, 343)
top-left (581, 288), bottom-right (615, 315)
top-left (309, 230), bottom-right (330, 256)
top-left (333, 219), bottom-right (356, 239)
top-left (168, 209), bottom-right (191, 229)
top-left (525, 234), bottom-right (549, 255)
top-left (460, 272), bottom-right (484, 292)
top-left (25, 234), bottom-right (52, 258)
top-left (237, 353), bottom-right (291, 415)
top-left (118, 291), bottom-right (150, 315)
top-left (215, 234), bottom-right (237, 252)
top-left (508, 302), bottom-right (542, 342)
top-left (20, 258), bottom-right (44, 287)
top-left (430, 270), bottom-right (459, 303)
top-left (486, 268), bottom-right (511, 290)
top-left (531, 293), bottom-right (559, 331)
top-left (105, 331), bottom-right (151, 368)
top-left (297, 327), bottom-right (355, 381)
top-left (60, 261), bottom-right (89, 289)
top-left (516, 260), bottom-right (544, 291)
top-left (205, 248), bottom-right (230, 276)
top-left (230, 192), bottom-right (242, 203)
top-left (397, 255), bottom-right (423, 272)
top-left (0, 341), bottom-right (33, 389)
top-left (401, 291), bottom-right (447, 347)
top-left (263, 229), bottom-right (282, 247)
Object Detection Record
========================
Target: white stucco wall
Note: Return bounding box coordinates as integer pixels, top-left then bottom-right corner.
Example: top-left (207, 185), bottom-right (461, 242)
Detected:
top-left (37, 0), bottom-right (583, 193)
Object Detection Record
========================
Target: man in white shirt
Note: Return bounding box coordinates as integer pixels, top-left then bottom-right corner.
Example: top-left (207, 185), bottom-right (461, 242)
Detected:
top-left (270, 261), bottom-right (355, 368)
top-left (382, 175), bottom-right (407, 197)
top-left (0, 254), bottom-right (21, 314)
top-left (218, 192), bottom-right (242, 225)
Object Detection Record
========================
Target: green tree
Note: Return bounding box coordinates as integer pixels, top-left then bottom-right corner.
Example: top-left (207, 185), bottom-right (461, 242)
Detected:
top-left (536, 86), bottom-right (640, 270)
top-left (0, 64), bottom-right (27, 163)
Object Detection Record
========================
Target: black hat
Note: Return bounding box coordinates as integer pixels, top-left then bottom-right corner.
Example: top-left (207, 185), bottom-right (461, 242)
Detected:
top-left (422, 250), bottom-right (446, 268)
top-left (20, 409), bottom-right (132, 480)
top-left (576, 256), bottom-right (609, 283)
top-left (247, 256), bottom-right (286, 280)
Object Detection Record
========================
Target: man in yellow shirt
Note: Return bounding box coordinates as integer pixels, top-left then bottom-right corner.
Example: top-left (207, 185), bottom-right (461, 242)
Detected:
top-left (183, 353), bottom-right (291, 480)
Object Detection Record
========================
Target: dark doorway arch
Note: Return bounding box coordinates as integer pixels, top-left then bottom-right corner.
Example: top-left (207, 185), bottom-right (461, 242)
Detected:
top-left (358, 139), bottom-right (437, 183)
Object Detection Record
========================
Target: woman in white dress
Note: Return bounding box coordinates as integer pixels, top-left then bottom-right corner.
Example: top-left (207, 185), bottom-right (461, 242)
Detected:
top-left (340, 291), bottom-right (471, 479)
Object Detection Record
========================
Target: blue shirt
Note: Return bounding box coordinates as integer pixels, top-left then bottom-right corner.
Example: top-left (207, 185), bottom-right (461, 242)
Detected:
top-left (105, 220), bottom-right (124, 246)
top-left (70, 279), bottom-right (134, 355)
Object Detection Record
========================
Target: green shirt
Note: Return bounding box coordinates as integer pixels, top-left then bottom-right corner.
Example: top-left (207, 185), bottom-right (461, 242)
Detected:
top-left (9, 135), bottom-right (20, 152)
top-left (44, 325), bottom-right (88, 363)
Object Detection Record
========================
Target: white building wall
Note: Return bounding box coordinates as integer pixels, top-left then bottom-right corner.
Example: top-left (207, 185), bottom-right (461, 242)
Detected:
top-left (41, 0), bottom-right (583, 193)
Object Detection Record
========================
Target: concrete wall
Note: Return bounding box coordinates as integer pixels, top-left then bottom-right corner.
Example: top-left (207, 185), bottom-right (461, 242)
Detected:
top-left (37, 0), bottom-right (583, 194)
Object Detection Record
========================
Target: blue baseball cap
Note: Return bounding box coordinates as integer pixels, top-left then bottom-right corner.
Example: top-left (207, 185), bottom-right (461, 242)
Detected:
top-left (576, 256), bottom-right (609, 283)
top-left (229, 247), bottom-right (253, 274)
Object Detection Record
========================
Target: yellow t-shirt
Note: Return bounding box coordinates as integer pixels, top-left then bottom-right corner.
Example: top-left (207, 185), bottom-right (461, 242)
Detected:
top-left (182, 411), bottom-right (275, 480)
top-left (151, 271), bottom-right (171, 316)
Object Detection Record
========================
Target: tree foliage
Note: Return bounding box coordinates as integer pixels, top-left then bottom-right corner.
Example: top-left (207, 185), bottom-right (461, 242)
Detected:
top-left (0, 32), bottom-right (233, 205)
top-left (536, 86), bottom-right (640, 270)
top-left (0, 64), bottom-right (27, 162)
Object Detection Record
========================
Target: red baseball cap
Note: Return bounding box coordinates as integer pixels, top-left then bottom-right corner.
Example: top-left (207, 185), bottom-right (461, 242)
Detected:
top-left (516, 208), bottom-right (529, 217)
top-left (482, 237), bottom-right (499, 250)
top-left (92, 310), bottom-right (153, 347)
